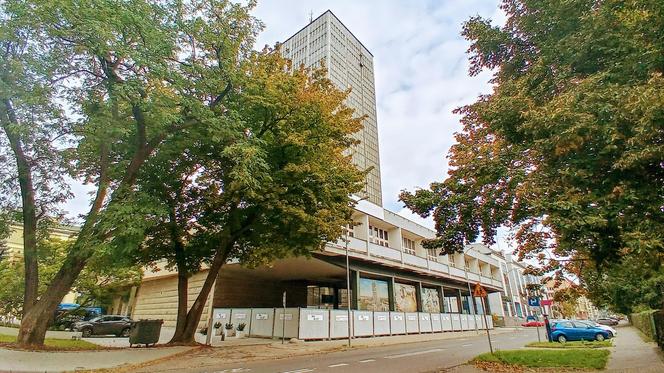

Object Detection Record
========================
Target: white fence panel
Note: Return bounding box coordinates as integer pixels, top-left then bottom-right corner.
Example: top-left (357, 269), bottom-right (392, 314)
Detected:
top-left (352, 310), bottom-right (373, 337)
top-left (475, 315), bottom-right (485, 330)
top-left (405, 312), bottom-right (419, 334)
top-left (451, 314), bottom-right (461, 331)
top-left (419, 313), bottom-right (433, 333)
top-left (298, 309), bottom-right (329, 340)
top-left (441, 313), bottom-right (453, 331)
top-left (249, 308), bottom-right (275, 337)
top-left (274, 307), bottom-right (299, 339)
top-left (230, 308), bottom-right (252, 333)
top-left (373, 312), bottom-right (390, 336)
top-left (468, 314), bottom-right (476, 330)
top-left (330, 310), bottom-right (353, 339)
top-left (389, 312), bottom-right (406, 335)
top-left (460, 314), bottom-right (469, 330)
top-left (431, 313), bottom-right (442, 332)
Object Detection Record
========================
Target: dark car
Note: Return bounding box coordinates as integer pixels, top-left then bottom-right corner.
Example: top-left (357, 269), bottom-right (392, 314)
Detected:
top-left (73, 315), bottom-right (133, 337)
top-left (597, 318), bottom-right (619, 326)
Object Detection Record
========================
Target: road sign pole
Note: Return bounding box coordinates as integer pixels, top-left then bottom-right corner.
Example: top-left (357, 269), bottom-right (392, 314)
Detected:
top-left (534, 307), bottom-right (541, 342)
top-left (481, 296), bottom-right (493, 354)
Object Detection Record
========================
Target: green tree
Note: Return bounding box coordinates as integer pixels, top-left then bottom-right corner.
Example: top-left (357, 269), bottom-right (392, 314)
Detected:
top-left (0, 0), bottom-right (261, 346)
top-left (583, 252), bottom-right (664, 314)
top-left (0, 236), bottom-right (141, 317)
top-left (400, 0), bottom-right (664, 300)
top-left (0, 0), bottom-right (72, 320)
top-left (135, 48), bottom-right (365, 344)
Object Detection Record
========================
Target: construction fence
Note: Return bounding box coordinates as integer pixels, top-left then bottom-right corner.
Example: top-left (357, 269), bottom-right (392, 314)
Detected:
top-left (211, 307), bottom-right (493, 340)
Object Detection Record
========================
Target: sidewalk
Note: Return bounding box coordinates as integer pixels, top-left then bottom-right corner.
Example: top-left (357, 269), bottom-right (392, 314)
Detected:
top-left (0, 346), bottom-right (194, 372)
top-left (606, 324), bottom-right (664, 372)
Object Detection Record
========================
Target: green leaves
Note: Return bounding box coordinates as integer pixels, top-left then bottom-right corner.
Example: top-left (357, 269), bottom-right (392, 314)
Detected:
top-left (402, 0), bottom-right (664, 310)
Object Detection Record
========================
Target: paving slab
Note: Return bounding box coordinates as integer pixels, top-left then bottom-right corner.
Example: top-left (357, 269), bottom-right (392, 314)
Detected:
top-left (0, 345), bottom-right (193, 373)
top-left (606, 324), bottom-right (664, 373)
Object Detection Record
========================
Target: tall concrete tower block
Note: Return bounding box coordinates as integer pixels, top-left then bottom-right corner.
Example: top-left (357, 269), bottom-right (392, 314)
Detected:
top-left (280, 10), bottom-right (383, 206)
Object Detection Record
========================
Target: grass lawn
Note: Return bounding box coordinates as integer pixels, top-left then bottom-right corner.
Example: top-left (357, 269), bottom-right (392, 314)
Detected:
top-left (474, 349), bottom-right (611, 370)
top-left (526, 340), bottom-right (612, 349)
top-left (0, 334), bottom-right (102, 350)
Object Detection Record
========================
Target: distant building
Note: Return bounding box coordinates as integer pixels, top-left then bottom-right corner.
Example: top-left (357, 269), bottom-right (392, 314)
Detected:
top-left (2, 223), bottom-right (80, 305)
top-left (544, 278), bottom-right (599, 320)
top-left (487, 250), bottom-right (547, 323)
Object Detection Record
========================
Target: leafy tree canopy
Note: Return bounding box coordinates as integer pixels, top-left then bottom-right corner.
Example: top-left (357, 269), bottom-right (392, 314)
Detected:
top-left (400, 0), bottom-right (664, 299)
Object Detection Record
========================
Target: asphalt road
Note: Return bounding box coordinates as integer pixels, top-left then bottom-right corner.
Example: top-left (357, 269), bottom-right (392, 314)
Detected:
top-left (175, 328), bottom-right (542, 373)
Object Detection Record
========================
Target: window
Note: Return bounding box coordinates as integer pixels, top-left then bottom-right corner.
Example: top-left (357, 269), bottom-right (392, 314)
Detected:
top-left (427, 248), bottom-right (439, 261)
top-left (342, 223), bottom-right (354, 238)
top-left (402, 237), bottom-right (416, 254)
top-left (369, 225), bottom-right (389, 247)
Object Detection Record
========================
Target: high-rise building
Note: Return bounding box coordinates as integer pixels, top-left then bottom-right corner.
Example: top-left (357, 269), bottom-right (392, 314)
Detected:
top-left (280, 10), bottom-right (383, 206)
top-left (129, 11), bottom-right (506, 335)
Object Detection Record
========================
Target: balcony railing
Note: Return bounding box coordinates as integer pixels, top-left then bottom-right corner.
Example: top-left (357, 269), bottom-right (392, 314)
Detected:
top-left (327, 237), bottom-right (502, 291)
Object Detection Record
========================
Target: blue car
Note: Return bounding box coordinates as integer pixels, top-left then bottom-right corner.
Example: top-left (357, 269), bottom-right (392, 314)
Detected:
top-left (550, 320), bottom-right (612, 343)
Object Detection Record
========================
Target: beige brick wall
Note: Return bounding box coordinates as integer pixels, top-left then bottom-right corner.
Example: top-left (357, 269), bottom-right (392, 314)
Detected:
top-left (132, 271), bottom-right (212, 328)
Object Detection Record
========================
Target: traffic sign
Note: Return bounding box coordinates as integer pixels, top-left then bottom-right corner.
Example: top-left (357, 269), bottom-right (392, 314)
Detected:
top-left (473, 283), bottom-right (487, 297)
top-left (528, 297), bottom-right (541, 307)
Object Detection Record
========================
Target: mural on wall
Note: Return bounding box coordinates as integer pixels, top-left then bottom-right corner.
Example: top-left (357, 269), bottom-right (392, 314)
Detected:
top-left (422, 288), bottom-right (441, 313)
top-left (358, 278), bottom-right (390, 311)
top-left (394, 283), bottom-right (418, 312)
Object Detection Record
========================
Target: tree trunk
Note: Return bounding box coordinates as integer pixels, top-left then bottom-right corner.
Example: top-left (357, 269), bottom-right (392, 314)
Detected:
top-left (17, 254), bottom-right (87, 345)
top-left (169, 248), bottom-right (230, 345)
top-left (1, 99), bottom-right (39, 315)
top-left (170, 271), bottom-right (189, 343)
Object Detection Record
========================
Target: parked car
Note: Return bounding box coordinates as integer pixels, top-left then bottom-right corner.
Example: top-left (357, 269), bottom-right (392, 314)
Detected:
top-left (597, 317), bottom-right (619, 326)
top-left (550, 320), bottom-right (612, 343)
top-left (574, 320), bottom-right (618, 337)
top-left (526, 315), bottom-right (539, 322)
top-left (53, 304), bottom-right (104, 330)
top-left (522, 321), bottom-right (545, 327)
top-left (72, 315), bottom-right (133, 337)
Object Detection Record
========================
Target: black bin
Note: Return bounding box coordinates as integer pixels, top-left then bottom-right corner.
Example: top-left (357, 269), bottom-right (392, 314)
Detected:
top-left (129, 319), bottom-right (163, 347)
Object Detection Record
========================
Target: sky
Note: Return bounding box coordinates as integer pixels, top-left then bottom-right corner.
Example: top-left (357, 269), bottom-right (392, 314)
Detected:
top-left (63, 0), bottom-right (513, 250)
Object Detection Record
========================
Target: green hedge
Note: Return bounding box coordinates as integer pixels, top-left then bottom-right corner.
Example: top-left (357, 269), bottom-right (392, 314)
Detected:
top-left (630, 310), bottom-right (656, 341)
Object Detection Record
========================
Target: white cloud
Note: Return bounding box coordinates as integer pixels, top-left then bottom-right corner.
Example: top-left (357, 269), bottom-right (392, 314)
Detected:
top-left (63, 1), bottom-right (508, 246)
top-left (254, 0), bottom-right (502, 212)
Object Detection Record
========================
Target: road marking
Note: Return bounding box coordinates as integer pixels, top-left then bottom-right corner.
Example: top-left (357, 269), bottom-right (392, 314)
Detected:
top-left (280, 369), bottom-right (314, 373)
top-left (384, 348), bottom-right (445, 359)
top-left (359, 359), bottom-right (375, 363)
top-left (462, 344), bottom-right (473, 347)
top-left (328, 364), bottom-right (349, 368)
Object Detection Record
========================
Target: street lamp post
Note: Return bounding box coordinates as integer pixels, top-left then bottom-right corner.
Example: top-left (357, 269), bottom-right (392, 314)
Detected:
top-left (344, 224), bottom-right (352, 348)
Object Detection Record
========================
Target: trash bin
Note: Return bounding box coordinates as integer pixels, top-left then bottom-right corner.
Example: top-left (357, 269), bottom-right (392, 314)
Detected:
top-left (129, 319), bottom-right (163, 347)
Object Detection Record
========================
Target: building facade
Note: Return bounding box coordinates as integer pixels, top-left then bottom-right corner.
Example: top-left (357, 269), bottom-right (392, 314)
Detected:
top-left (280, 10), bottom-right (382, 206)
top-left (2, 223), bottom-right (80, 305)
top-left (131, 10), bottom-right (505, 330)
top-left (487, 251), bottom-right (548, 324)
top-left (544, 278), bottom-right (600, 320)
